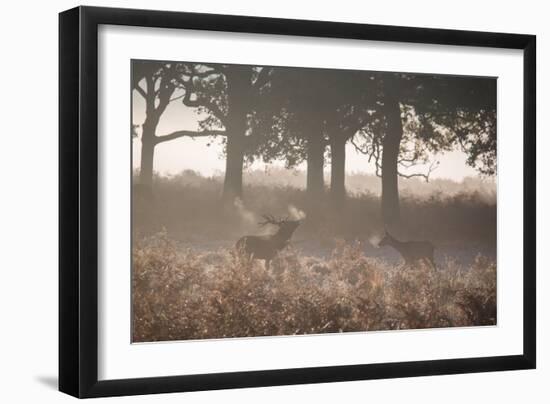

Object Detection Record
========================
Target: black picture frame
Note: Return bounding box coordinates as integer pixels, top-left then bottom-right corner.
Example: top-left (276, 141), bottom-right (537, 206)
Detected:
top-left (59, 5), bottom-right (536, 398)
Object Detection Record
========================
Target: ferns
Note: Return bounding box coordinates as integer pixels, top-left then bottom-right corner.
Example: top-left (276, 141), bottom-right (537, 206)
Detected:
top-left (132, 234), bottom-right (496, 342)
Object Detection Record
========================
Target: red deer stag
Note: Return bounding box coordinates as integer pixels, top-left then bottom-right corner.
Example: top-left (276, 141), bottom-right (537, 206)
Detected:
top-left (378, 230), bottom-right (436, 270)
top-left (236, 214), bottom-right (301, 269)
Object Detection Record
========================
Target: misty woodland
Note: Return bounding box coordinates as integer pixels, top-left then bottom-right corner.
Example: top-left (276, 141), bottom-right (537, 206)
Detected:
top-left (131, 61), bottom-right (497, 342)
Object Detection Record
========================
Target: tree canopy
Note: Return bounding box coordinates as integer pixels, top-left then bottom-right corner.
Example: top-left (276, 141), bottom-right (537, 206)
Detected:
top-left (132, 59), bottom-right (496, 222)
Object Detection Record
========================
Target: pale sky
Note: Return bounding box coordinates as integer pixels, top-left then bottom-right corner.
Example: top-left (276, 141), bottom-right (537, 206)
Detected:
top-left (132, 90), bottom-right (480, 181)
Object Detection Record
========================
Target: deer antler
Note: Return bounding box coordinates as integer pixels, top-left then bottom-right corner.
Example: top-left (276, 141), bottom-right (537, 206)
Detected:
top-left (258, 214), bottom-right (283, 227)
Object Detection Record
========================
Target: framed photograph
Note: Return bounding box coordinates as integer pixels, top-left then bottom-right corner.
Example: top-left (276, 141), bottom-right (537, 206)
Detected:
top-left (59, 6), bottom-right (536, 398)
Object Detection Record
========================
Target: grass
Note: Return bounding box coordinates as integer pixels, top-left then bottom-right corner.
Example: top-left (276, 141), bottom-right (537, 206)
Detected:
top-left (133, 171), bottom-right (497, 246)
top-left (132, 231), bottom-right (496, 342)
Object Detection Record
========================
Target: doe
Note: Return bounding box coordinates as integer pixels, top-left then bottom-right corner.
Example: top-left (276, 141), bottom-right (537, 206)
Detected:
top-left (378, 230), bottom-right (437, 270)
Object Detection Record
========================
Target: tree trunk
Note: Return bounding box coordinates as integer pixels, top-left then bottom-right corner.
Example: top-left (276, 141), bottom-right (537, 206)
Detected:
top-left (306, 130), bottom-right (325, 200)
top-left (381, 97), bottom-right (403, 227)
top-left (222, 130), bottom-right (245, 203)
top-left (221, 66), bottom-right (251, 204)
top-left (330, 135), bottom-right (346, 208)
top-left (139, 118), bottom-right (157, 190)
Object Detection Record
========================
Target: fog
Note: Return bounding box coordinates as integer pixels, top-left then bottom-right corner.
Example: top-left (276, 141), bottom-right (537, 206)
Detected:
top-left (132, 91), bottom-right (481, 182)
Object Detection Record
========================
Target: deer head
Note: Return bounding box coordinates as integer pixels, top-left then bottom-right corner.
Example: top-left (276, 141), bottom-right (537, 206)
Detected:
top-left (259, 214), bottom-right (301, 236)
top-left (378, 230), bottom-right (394, 247)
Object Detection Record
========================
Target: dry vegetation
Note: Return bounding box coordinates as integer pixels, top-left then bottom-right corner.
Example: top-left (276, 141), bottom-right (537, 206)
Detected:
top-left (132, 171), bottom-right (497, 342)
top-left (132, 231), bottom-right (496, 342)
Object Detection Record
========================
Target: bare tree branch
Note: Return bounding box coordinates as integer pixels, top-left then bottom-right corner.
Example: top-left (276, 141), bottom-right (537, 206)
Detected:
top-left (155, 129), bottom-right (226, 144)
top-left (397, 160), bottom-right (438, 182)
top-left (134, 84), bottom-right (147, 99)
top-left (351, 133), bottom-right (438, 181)
top-left (396, 172), bottom-right (429, 180)
top-left (169, 94), bottom-right (186, 103)
top-left (350, 136), bottom-right (370, 155)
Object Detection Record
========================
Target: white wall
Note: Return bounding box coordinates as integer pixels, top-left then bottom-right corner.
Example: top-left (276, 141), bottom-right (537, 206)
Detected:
top-left (0, 0), bottom-right (546, 402)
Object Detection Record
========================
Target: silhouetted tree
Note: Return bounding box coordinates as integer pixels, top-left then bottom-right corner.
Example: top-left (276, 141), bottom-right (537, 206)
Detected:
top-left (414, 76), bottom-right (497, 175)
top-left (325, 71), bottom-right (378, 208)
top-left (255, 67), bottom-right (372, 202)
top-left (132, 62), bottom-right (179, 189)
top-left (253, 68), bottom-right (331, 200)
top-left (352, 72), bottom-right (496, 226)
top-left (132, 61), bottom-right (226, 191)
top-left (175, 64), bottom-right (273, 202)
